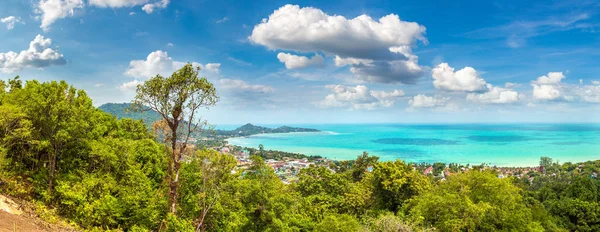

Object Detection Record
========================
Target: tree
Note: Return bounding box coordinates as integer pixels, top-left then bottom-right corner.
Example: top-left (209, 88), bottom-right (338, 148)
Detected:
top-left (351, 152), bottom-right (378, 182)
top-left (1, 80), bottom-right (95, 199)
top-left (258, 144), bottom-right (264, 156)
top-left (407, 170), bottom-right (545, 231)
top-left (540, 156), bottom-right (553, 168)
top-left (132, 63), bottom-right (218, 215)
top-left (178, 149), bottom-right (238, 231)
top-left (372, 160), bottom-right (432, 212)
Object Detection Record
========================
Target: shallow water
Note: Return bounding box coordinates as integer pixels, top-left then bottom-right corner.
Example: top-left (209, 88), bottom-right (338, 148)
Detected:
top-left (225, 124), bottom-right (600, 166)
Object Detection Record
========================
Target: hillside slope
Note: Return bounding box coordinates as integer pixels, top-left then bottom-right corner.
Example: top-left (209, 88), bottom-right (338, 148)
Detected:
top-left (98, 103), bottom-right (162, 127)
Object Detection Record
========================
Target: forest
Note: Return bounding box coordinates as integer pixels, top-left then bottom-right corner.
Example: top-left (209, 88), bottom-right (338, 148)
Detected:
top-left (1, 65), bottom-right (600, 231)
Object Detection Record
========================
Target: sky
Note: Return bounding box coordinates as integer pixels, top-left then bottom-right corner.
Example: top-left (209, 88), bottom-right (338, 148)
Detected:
top-left (1, 0), bottom-right (600, 124)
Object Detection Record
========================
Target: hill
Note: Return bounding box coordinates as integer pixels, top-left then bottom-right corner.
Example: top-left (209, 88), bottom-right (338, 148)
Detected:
top-left (215, 123), bottom-right (320, 137)
top-left (98, 103), bottom-right (162, 127)
top-left (99, 104), bottom-right (320, 137)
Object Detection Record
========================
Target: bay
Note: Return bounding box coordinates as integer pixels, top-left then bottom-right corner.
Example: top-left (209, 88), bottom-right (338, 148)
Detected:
top-left (224, 124), bottom-right (600, 167)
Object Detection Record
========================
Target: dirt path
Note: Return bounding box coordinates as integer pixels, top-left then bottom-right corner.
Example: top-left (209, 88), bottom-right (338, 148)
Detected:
top-left (0, 210), bottom-right (46, 232)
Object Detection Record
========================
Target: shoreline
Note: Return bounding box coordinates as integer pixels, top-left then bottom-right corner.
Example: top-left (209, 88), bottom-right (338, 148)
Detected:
top-left (226, 133), bottom-right (599, 168)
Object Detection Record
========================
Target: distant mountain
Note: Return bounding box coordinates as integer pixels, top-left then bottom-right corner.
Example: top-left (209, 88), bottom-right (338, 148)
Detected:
top-left (214, 123), bottom-right (320, 137)
top-left (98, 103), bottom-right (162, 127)
top-left (99, 104), bottom-right (320, 137)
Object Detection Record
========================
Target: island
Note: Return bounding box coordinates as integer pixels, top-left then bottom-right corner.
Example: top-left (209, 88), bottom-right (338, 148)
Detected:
top-left (213, 123), bottom-right (320, 137)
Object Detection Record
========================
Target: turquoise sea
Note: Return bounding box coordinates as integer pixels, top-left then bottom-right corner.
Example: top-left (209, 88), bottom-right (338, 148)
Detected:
top-left (224, 124), bottom-right (600, 167)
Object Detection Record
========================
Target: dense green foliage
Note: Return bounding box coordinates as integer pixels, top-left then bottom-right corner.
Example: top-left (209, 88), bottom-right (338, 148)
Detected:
top-left (0, 77), bottom-right (167, 230)
top-left (2, 76), bottom-right (600, 231)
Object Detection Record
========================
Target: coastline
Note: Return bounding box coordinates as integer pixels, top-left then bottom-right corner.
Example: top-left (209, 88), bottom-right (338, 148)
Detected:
top-left (225, 125), bottom-right (600, 168)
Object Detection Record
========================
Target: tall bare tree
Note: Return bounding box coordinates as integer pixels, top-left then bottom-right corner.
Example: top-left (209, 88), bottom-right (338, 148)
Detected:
top-left (132, 63), bottom-right (218, 215)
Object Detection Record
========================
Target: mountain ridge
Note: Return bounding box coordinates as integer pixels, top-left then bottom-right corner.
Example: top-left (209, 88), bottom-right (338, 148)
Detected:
top-left (98, 103), bottom-right (320, 137)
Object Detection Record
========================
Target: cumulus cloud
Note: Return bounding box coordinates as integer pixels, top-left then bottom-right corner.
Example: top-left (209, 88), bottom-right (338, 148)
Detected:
top-left (527, 72), bottom-right (600, 103)
top-left (118, 79), bottom-right (143, 92)
top-left (249, 5), bottom-right (426, 59)
top-left (1, 16), bottom-right (21, 30)
top-left (532, 72), bottom-right (565, 85)
top-left (124, 50), bottom-right (220, 78)
top-left (531, 72), bottom-right (568, 101)
top-left (408, 94), bottom-right (449, 108)
top-left (277, 53), bottom-right (324, 69)
top-left (432, 63), bottom-right (487, 92)
top-left (532, 84), bottom-right (563, 100)
top-left (36, 0), bottom-right (84, 31)
top-left (249, 4), bottom-right (427, 84)
top-left (124, 50), bottom-right (175, 78)
top-left (204, 63), bottom-right (221, 72)
top-left (467, 84), bottom-right (520, 104)
top-left (577, 84), bottom-right (600, 103)
top-left (318, 85), bottom-right (404, 110)
top-left (89, 0), bottom-right (148, 8)
top-left (0, 35), bottom-right (66, 73)
top-left (142, 0), bottom-right (169, 13)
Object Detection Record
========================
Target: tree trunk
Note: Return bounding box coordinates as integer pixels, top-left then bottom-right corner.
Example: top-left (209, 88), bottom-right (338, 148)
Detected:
top-left (48, 149), bottom-right (56, 197)
top-left (168, 128), bottom-right (179, 215)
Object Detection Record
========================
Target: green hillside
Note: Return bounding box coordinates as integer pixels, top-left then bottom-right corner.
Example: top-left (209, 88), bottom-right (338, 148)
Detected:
top-left (99, 103), bottom-right (162, 127)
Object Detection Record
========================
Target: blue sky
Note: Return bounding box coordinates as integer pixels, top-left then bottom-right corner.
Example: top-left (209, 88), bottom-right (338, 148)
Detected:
top-left (1, 0), bottom-right (600, 124)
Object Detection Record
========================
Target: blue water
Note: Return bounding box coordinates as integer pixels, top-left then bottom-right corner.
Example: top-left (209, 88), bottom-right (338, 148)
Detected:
top-left (225, 124), bottom-right (600, 167)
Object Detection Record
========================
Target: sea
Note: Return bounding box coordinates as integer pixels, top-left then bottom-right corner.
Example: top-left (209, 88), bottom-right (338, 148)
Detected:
top-left (223, 124), bottom-right (600, 167)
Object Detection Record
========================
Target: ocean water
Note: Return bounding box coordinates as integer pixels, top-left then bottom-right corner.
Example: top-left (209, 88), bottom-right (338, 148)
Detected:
top-left (225, 124), bottom-right (600, 167)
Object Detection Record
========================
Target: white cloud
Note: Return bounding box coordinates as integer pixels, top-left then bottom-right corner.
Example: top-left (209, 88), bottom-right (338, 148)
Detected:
top-left (577, 84), bottom-right (600, 103)
top-left (0, 35), bottom-right (66, 73)
top-left (318, 85), bottom-right (404, 110)
top-left (432, 63), bottom-right (488, 92)
top-left (467, 84), bottom-right (520, 104)
top-left (36, 0), bottom-right (84, 31)
top-left (118, 79), bottom-right (143, 92)
top-left (89, 0), bottom-right (148, 8)
top-left (408, 94), bottom-right (449, 108)
top-left (249, 4), bottom-right (427, 84)
top-left (1, 16), bottom-right (21, 30)
top-left (530, 72), bottom-right (568, 101)
top-left (142, 0), bottom-right (169, 13)
top-left (528, 72), bottom-right (600, 103)
top-left (124, 50), bottom-right (220, 78)
top-left (167, 42), bottom-right (174, 47)
top-left (220, 79), bottom-right (274, 93)
top-left (277, 53), bottom-right (324, 69)
top-left (216, 17), bottom-right (229, 23)
top-left (334, 56), bottom-right (372, 67)
top-left (124, 50), bottom-right (174, 78)
top-left (249, 5), bottom-right (426, 59)
top-left (532, 72), bottom-right (565, 85)
top-left (532, 84), bottom-right (563, 100)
